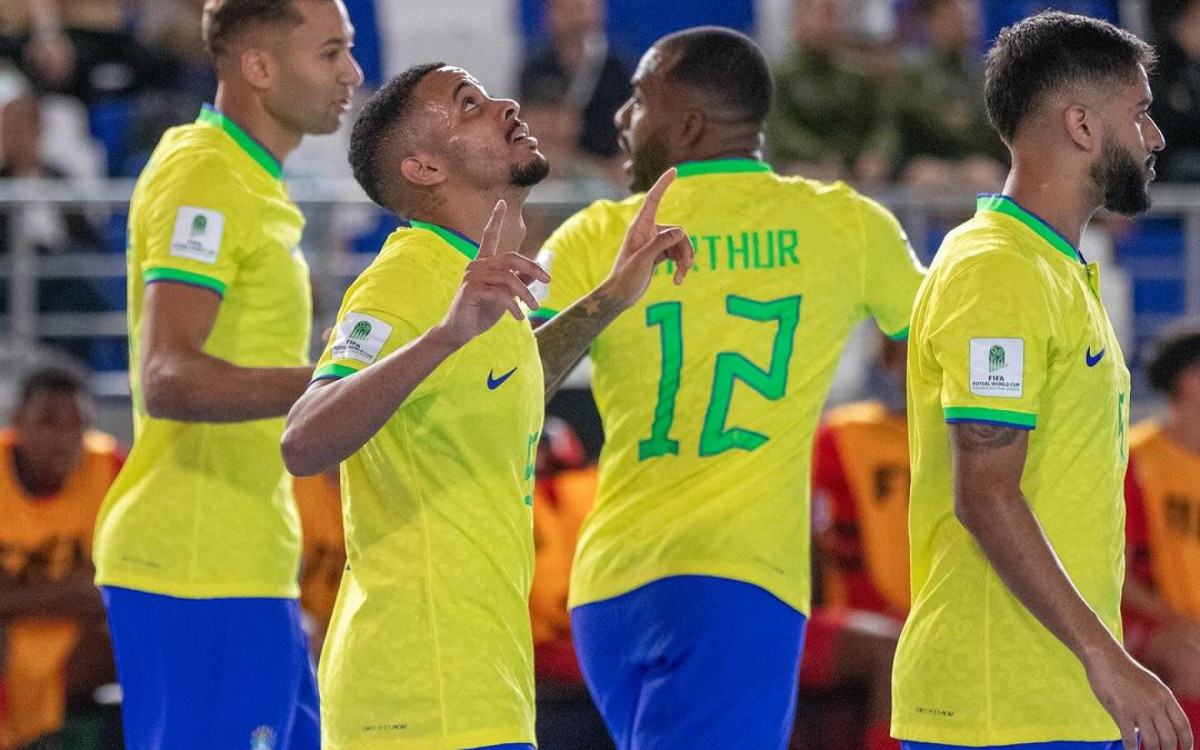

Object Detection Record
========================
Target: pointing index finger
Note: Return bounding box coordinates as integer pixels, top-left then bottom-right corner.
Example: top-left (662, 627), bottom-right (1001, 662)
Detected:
top-left (477, 199), bottom-right (507, 259)
top-left (633, 167), bottom-right (676, 228)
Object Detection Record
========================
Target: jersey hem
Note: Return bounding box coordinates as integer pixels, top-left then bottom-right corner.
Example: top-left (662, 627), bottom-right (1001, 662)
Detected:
top-left (321, 725), bottom-right (534, 750)
top-left (568, 562), bottom-right (810, 615)
top-left (891, 721), bottom-right (1120, 746)
top-left (94, 572), bottom-right (299, 600)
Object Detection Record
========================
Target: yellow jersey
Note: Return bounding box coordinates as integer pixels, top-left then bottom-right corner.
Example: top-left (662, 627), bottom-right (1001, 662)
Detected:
top-left (0, 430), bottom-right (122, 748)
top-left (894, 194), bottom-right (1129, 744)
top-left (533, 159), bottom-right (924, 614)
top-left (95, 106), bottom-right (311, 599)
top-left (313, 221), bottom-right (544, 750)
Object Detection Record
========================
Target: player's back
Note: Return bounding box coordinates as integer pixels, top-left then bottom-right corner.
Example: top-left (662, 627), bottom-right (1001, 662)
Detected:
top-left (535, 159), bottom-right (924, 614)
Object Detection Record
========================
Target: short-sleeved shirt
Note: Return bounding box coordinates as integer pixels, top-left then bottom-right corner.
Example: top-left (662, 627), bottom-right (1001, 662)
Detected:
top-left (1125, 421), bottom-right (1200, 620)
top-left (0, 429), bottom-right (122, 748)
top-left (532, 158), bottom-right (925, 615)
top-left (313, 221), bottom-right (544, 750)
top-left (812, 402), bottom-right (910, 615)
top-left (894, 194), bottom-right (1129, 745)
top-left (94, 106), bottom-right (311, 599)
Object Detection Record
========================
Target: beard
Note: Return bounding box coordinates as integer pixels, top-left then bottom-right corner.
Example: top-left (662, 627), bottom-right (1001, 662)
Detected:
top-left (628, 130), bottom-right (671, 193)
top-left (510, 153), bottom-right (551, 187)
top-left (1091, 135), bottom-right (1153, 215)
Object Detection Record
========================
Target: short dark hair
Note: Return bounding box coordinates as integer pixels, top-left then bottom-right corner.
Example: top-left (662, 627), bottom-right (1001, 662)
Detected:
top-left (660, 26), bottom-right (773, 124)
top-left (202, 0), bottom-right (327, 57)
top-left (348, 62), bottom-right (444, 212)
top-left (1147, 322), bottom-right (1200, 395)
top-left (17, 365), bottom-right (87, 409)
top-left (984, 11), bottom-right (1155, 145)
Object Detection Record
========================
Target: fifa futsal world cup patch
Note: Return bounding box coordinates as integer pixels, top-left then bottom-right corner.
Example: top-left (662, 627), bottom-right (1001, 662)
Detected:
top-left (969, 338), bottom-right (1024, 398)
top-left (169, 206), bottom-right (225, 264)
top-left (330, 312), bottom-right (392, 365)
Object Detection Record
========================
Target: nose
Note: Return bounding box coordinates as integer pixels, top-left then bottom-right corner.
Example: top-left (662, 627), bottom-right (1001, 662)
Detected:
top-left (614, 98), bottom-right (631, 132)
top-left (342, 50), bottom-right (364, 88)
top-left (1147, 113), bottom-right (1166, 153)
top-left (498, 97), bottom-right (519, 122)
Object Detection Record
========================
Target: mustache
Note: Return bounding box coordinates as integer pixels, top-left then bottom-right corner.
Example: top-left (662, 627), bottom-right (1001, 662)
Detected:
top-left (507, 119), bottom-right (526, 140)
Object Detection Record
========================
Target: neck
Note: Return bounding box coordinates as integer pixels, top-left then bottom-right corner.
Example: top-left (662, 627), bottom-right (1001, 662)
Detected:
top-left (682, 129), bottom-right (765, 166)
top-left (213, 82), bottom-right (301, 167)
top-left (11, 447), bottom-right (64, 497)
top-left (1002, 155), bottom-right (1097, 248)
top-left (413, 186), bottom-right (532, 257)
top-left (1165, 405), bottom-right (1200, 455)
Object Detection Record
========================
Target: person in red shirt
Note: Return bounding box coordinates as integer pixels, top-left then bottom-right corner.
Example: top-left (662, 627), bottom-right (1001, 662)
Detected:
top-left (1123, 323), bottom-right (1200, 735)
top-left (0, 365), bottom-right (123, 750)
top-left (805, 334), bottom-right (908, 750)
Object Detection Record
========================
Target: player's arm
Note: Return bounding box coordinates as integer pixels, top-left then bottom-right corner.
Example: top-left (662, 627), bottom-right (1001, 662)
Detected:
top-left (950, 424), bottom-right (1192, 750)
top-left (139, 282), bottom-right (313, 422)
top-left (282, 201), bottom-right (549, 477)
top-left (536, 169), bottom-right (693, 401)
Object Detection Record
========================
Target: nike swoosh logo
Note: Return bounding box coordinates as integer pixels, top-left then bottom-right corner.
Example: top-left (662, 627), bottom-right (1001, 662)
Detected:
top-left (487, 367), bottom-right (518, 390)
top-left (1086, 347), bottom-right (1106, 367)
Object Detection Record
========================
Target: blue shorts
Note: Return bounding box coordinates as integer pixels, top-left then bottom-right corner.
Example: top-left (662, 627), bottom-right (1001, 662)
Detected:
top-left (101, 586), bottom-right (319, 750)
top-left (902, 742), bottom-right (1122, 749)
top-left (571, 575), bottom-right (807, 750)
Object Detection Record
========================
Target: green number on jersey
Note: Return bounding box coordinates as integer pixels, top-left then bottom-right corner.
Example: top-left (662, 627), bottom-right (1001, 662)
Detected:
top-left (639, 295), bottom-right (802, 460)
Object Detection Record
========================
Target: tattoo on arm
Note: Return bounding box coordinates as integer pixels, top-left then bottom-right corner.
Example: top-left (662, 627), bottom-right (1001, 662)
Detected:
top-left (535, 288), bottom-right (621, 402)
top-left (953, 422), bottom-right (1021, 452)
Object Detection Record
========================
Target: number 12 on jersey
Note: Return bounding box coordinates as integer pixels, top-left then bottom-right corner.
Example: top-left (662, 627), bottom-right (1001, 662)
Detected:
top-left (638, 294), bottom-right (802, 461)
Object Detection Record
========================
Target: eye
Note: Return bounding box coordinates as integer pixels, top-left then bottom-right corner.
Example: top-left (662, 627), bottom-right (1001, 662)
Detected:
top-left (463, 96), bottom-right (478, 113)
top-left (324, 49), bottom-right (340, 60)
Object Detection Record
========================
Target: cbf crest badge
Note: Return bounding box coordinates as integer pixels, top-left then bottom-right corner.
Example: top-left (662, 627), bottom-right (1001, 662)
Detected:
top-left (251, 726), bottom-right (276, 750)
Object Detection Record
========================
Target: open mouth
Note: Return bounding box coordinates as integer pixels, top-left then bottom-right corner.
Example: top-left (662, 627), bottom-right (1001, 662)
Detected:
top-left (509, 121), bottom-right (535, 144)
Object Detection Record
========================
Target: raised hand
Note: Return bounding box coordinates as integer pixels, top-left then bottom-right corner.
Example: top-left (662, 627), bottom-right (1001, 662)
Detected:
top-left (1086, 645), bottom-right (1194, 750)
top-left (600, 168), bottom-right (695, 312)
top-left (438, 200), bottom-right (551, 347)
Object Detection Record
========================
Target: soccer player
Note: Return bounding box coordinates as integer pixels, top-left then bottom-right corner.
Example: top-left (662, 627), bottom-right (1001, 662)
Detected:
top-left (0, 366), bottom-right (122, 749)
top-left (894, 11), bottom-right (1191, 750)
top-left (280, 63), bottom-right (691, 750)
top-left (531, 26), bottom-right (926, 750)
top-left (91, 1), bottom-right (362, 747)
top-left (807, 334), bottom-right (910, 750)
top-left (1124, 323), bottom-right (1200, 735)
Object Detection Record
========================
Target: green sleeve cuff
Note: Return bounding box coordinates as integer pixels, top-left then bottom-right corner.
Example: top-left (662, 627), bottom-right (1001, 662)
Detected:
top-left (887, 325), bottom-right (910, 341)
top-left (944, 406), bottom-right (1036, 430)
top-left (312, 363), bottom-right (360, 382)
top-left (528, 307), bottom-right (558, 320)
top-left (144, 267), bottom-right (227, 297)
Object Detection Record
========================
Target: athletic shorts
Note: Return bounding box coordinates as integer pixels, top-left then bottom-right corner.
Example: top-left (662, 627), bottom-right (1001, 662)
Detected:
top-left (571, 575), bottom-right (807, 750)
top-left (101, 586), bottom-right (319, 750)
top-left (901, 742), bottom-right (1122, 749)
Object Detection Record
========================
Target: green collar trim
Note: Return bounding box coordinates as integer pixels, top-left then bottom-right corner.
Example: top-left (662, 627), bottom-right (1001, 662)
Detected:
top-left (409, 220), bottom-right (479, 260)
top-left (197, 105), bottom-right (283, 180)
top-left (676, 159), bottom-right (772, 178)
top-left (976, 194), bottom-right (1082, 263)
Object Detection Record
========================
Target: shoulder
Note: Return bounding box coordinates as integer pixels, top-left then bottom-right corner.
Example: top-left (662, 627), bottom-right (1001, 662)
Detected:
top-left (545, 196), bottom-right (640, 247)
top-left (348, 228), bottom-right (455, 306)
top-left (138, 126), bottom-right (253, 208)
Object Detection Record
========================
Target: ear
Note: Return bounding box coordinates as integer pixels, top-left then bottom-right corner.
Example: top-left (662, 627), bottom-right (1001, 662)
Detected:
top-left (675, 109), bottom-right (706, 150)
top-left (240, 47), bottom-right (275, 92)
top-left (1064, 104), bottom-right (1095, 152)
top-left (400, 154), bottom-right (447, 189)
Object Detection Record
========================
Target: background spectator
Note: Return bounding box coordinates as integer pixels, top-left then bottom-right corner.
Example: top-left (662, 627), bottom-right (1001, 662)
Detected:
top-left (767, 0), bottom-right (891, 183)
top-left (1148, 0), bottom-right (1200, 181)
top-left (293, 470), bottom-right (345, 661)
top-left (519, 0), bottom-right (631, 163)
top-left (0, 365), bottom-right (122, 750)
top-left (892, 0), bottom-right (1006, 190)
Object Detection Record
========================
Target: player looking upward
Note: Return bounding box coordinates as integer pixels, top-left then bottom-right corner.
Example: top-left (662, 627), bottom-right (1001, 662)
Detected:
top-left (280, 62), bottom-right (690, 750)
top-left (92, 1), bottom-right (362, 747)
top-left (530, 25), bottom-right (926, 750)
top-left (894, 11), bottom-right (1190, 750)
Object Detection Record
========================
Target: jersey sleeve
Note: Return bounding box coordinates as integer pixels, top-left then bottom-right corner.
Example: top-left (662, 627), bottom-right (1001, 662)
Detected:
top-left (312, 254), bottom-right (448, 393)
top-left (924, 250), bottom-right (1051, 430)
top-left (858, 195), bottom-right (926, 340)
top-left (529, 202), bottom-right (613, 321)
top-left (137, 151), bottom-right (247, 297)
